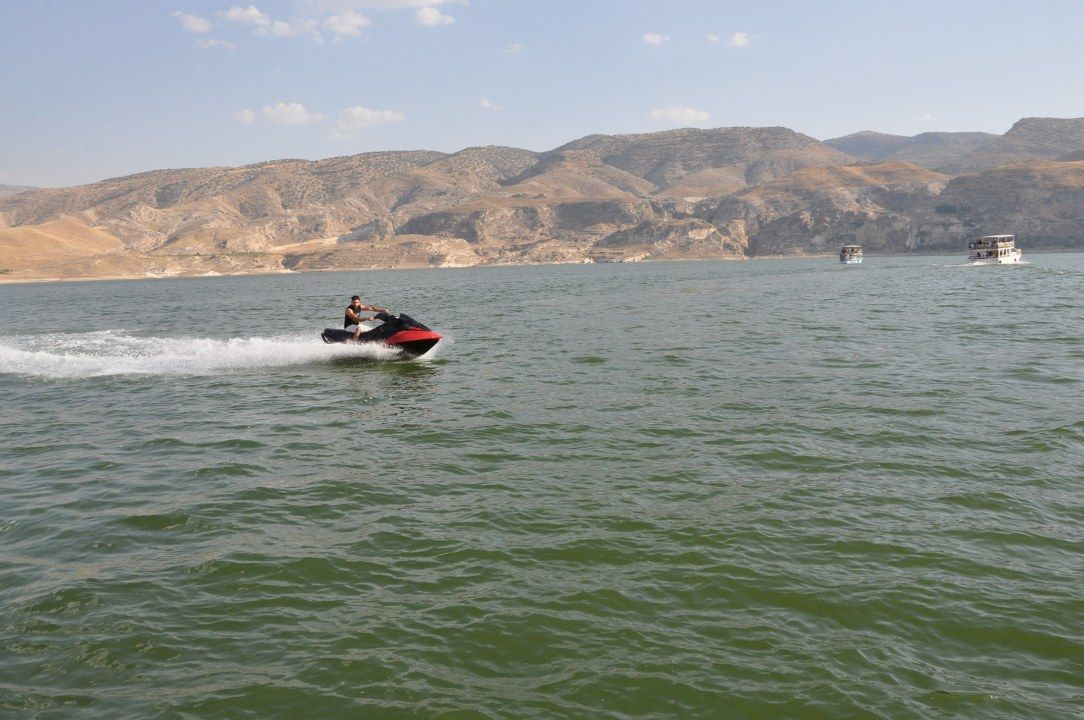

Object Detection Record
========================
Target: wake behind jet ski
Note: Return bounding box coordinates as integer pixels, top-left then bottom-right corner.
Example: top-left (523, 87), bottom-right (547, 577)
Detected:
top-left (321, 312), bottom-right (442, 358)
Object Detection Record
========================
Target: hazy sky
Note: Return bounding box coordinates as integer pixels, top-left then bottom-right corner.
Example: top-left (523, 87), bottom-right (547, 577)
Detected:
top-left (3, 0), bottom-right (1082, 187)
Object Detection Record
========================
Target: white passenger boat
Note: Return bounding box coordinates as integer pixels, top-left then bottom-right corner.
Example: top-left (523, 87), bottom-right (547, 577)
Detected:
top-left (839, 245), bottom-right (863, 264)
top-left (968, 235), bottom-right (1022, 265)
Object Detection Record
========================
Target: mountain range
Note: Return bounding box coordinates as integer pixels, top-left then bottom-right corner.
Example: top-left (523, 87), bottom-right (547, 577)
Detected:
top-left (0, 184), bottom-right (36, 198)
top-left (2, 117), bottom-right (1083, 281)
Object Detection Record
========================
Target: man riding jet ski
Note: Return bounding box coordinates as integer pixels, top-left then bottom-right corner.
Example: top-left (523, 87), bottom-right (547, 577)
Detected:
top-left (321, 296), bottom-right (441, 358)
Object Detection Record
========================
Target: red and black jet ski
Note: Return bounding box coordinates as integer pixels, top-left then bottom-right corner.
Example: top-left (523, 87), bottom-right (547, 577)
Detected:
top-left (321, 312), bottom-right (442, 358)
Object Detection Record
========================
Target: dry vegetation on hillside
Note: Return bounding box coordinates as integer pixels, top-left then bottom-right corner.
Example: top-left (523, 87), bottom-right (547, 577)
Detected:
top-left (2, 118), bottom-right (1084, 281)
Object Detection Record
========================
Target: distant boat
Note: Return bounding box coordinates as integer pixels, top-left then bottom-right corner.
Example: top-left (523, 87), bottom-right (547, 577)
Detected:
top-left (839, 245), bottom-right (863, 264)
top-left (968, 235), bottom-right (1022, 265)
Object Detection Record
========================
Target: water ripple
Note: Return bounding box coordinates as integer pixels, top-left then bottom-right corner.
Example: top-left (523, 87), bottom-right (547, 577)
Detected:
top-left (1, 257), bottom-right (1082, 719)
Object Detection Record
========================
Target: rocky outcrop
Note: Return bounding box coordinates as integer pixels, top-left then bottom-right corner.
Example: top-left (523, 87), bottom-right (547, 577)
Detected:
top-left (592, 218), bottom-right (745, 262)
top-left (911, 160), bottom-right (1084, 249)
top-left (700, 163), bottom-right (949, 256)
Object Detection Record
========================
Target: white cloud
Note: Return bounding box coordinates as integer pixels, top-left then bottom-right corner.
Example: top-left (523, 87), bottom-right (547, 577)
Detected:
top-left (198, 38), bottom-right (237, 49)
top-left (335, 105), bottom-right (405, 135)
top-left (262, 102), bottom-right (324, 125)
top-left (502, 42), bottom-right (524, 54)
top-left (223, 2), bottom-right (459, 44)
top-left (304, 0), bottom-right (455, 9)
top-left (173, 10), bottom-right (212, 33)
top-left (221, 5), bottom-right (322, 41)
top-left (650, 106), bottom-right (711, 126)
top-left (268, 18), bottom-right (319, 37)
top-left (706, 33), bottom-right (720, 43)
top-left (222, 4), bottom-right (270, 25)
top-left (267, 19), bottom-right (297, 36)
top-left (479, 98), bottom-right (500, 111)
top-left (727, 32), bottom-right (751, 47)
top-left (223, 2), bottom-right (460, 44)
top-left (643, 33), bottom-right (670, 45)
top-left (234, 109), bottom-right (255, 123)
top-left (323, 11), bottom-right (371, 36)
top-left (416, 5), bottom-right (454, 25)
top-left (918, 114), bottom-right (936, 124)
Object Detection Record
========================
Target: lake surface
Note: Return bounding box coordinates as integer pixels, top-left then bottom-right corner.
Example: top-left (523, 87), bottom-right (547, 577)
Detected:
top-left (1, 256), bottom-right (1081, 719)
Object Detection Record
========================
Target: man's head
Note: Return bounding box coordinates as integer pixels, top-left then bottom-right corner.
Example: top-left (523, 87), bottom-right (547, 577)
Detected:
top-left (351, 295), bottom-right (361, 307)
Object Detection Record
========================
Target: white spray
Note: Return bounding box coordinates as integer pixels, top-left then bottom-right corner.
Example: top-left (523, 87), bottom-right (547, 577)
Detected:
top-left (0, 330), bottom-right (405, 379)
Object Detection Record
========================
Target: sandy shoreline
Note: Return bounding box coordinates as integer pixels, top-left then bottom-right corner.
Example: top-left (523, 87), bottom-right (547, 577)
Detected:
top-left (2, 249), bottom-right (1079, 286)
top-left (0, 256), bottom-right (740, 286)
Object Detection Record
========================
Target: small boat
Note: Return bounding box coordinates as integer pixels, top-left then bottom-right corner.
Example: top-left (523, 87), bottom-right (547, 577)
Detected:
top-left (968, 235), bottom-right (1022, 265)
top-left (839, 245), bottom-right (863, 264)
top-left (321, 312), bottom-right (442, 357)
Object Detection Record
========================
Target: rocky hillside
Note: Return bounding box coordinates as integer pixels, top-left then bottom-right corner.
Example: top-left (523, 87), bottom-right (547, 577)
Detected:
top-left (0, 127), bottom-right (854, 279)
top-left (701, 162), bottom-right (951, 256)
top-left (2, 117), bottom-right (1083, 281)
top-left (825, 131), bottom-right (995, 170)
top-left (827, 118), bottom-right (1084, 173)
top-left (942, 117), bottom-right (1084, 173)
top-left (0, 184), bottom-right (36, 197)
top-left (700, 157), bottom-right (1084, 256)
top-left (923, 160), bottom-right (1084, 248)
top-left (556, 126), bottom-right (852, 192)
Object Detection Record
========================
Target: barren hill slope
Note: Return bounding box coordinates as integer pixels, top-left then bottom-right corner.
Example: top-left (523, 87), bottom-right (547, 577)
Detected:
top-left (943, 117), bottom-right (1084, 173)
top-left (923, 160), bottom-right (1084, 248)
top-left (2, 119), bottom-right (1084, 281)
top-left (558, 126), bottom-right (853, 190)
top-left (824, 132), bottom-right (911, 161)
top-left (0, 126), bottom-right (857, 278)
top-left (701, 162), bottom-right (951, 256)
top-left (826, 131), bottom-right (995, 169)
top-left (698, 158), bottom-right (1084, 256)
top-left (0, 184), bottom-right (36, 197)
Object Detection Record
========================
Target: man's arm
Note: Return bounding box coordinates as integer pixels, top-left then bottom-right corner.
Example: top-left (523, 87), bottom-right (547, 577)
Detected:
top-left (362, 304), bottom-right (387, 313)
top-left (346, 307), bottom-right (363, 324)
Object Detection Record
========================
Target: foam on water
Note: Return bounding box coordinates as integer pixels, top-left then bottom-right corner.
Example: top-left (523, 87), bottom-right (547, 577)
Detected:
top-left (933, 261), bottom-right (1033, 268)
top-left (0, 330), bottom-right (404, 378)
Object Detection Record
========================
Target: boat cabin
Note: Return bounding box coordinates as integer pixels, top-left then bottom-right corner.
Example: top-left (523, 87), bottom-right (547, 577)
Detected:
top-left (968, 235), bottom-right (1020, 263)
top-left (839, 245), bottom-right (863, 263)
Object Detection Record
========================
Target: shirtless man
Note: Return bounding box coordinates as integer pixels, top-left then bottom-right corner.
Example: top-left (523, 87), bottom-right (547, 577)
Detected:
top-left (344, 295), bottom-right (388, 340)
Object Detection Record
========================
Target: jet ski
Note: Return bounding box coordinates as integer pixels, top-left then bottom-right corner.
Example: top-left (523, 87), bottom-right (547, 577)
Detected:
top-left (321, 312), bottom-right (442, 358)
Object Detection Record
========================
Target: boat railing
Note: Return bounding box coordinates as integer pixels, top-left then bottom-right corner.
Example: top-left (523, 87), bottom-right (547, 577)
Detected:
top-left (969, 240), bottom-right (1015, 250)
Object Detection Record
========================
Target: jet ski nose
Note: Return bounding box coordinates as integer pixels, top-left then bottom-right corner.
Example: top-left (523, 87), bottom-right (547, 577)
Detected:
top-left (388, 329), bottom-right (442, 357)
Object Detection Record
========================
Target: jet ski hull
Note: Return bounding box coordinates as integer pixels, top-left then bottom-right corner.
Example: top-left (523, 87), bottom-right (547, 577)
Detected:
top-left (321, 313), bottom-right (442, 358)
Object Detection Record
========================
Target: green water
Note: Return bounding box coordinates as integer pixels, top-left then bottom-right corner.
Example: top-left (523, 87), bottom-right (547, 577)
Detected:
top-left (1, 256), bottom-right (1081, 719)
